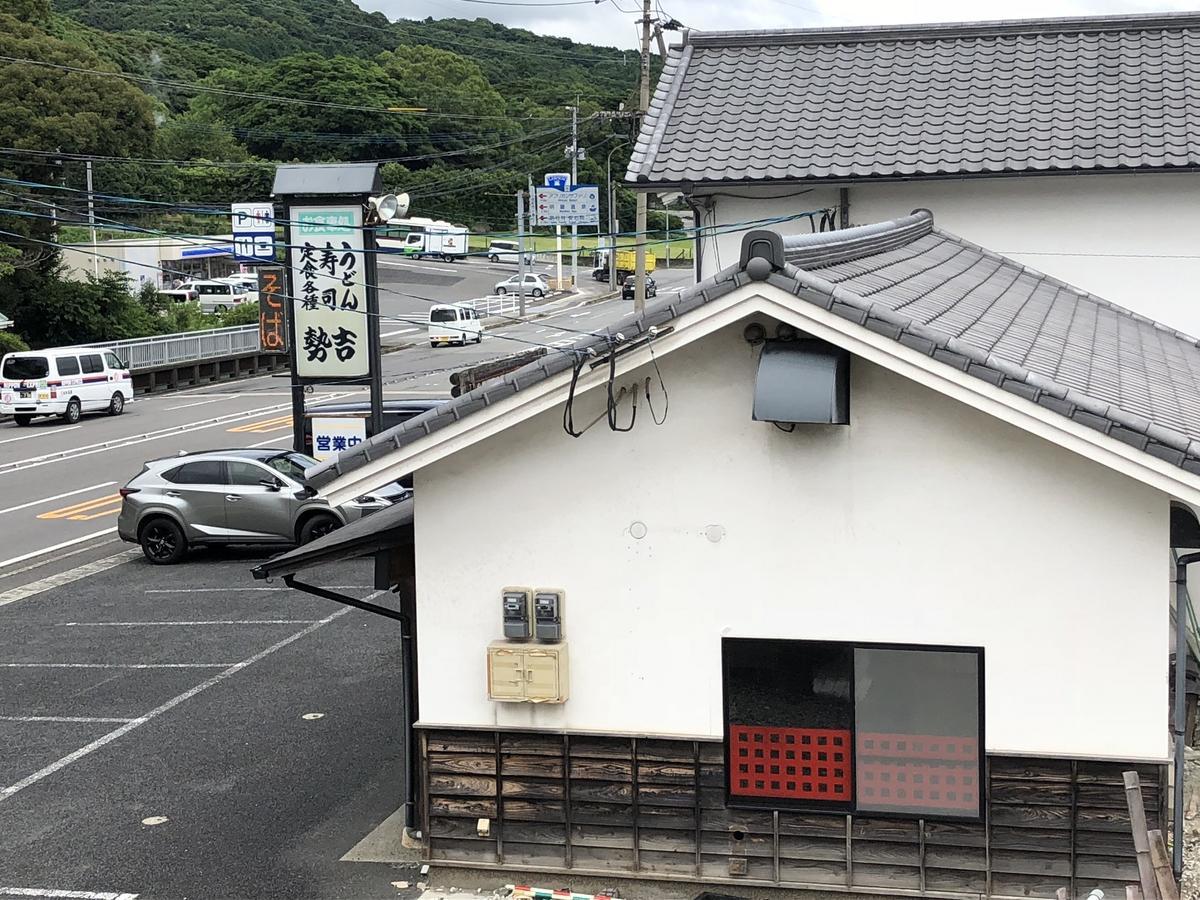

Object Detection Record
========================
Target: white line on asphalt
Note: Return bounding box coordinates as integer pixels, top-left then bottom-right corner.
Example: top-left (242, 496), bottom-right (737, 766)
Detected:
top-left (0, 426), bottom-right (81, 446)
top-left (380, 327), bottom-right (420, 338)
top-left (143, 586), bottom-right (367, 593)
top-left (0, 663), bottom-right (233, 669)
top-left (378, 260), bottom-right (455, 273)
top-left (246, 437), bottom-right (288, 448)
top-left (569, 312), bottom-right (592, 318)
top-left (164, 395), bottom-right (236, 411)
top-left (0, 607), bottom-right (352, 804)
top-left (0, 891), bottom-right (138, 900)
top-left (0, 483), bottom-right (118, 517)
top-left (59, 620), bottom-right (322, 626)
top-left (0, 716), bottom-right (138, 724)
top-left (0, 531), bottom-right (120, 576)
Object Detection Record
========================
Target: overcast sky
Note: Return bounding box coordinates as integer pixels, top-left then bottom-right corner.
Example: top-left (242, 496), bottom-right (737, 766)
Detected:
top-left (371, 0), bottom-right (1197, 49)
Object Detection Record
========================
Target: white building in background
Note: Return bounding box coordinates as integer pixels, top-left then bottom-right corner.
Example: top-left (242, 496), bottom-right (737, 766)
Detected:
top-left (626, 12), bottom-right (1200, 335)
top-left (60, 234), bottom-right (241, 286)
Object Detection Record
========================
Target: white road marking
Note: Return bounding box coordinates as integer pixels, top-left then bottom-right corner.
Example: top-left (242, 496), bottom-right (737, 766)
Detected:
top-left (380, 327), bottom-right (420, 338)
top-left (164, 395), bottom-right (236, 411)
top-left (378, 260), bottom-right (455, 273)
top-left (621, 311), bottom-right (635, 317)
top-left (0, 426), bottom-right (81, 446)
top-left (141, 816), bottom-right (168, 826)
top-left (246, 437), bottom-right (286, 448)
top-left (0, 890), bottom-right (138, 900)
top-left (59, 620), bottom-right (321, 627)
top-left (569, 312), bottom-right (592, 318)
top-left (0, 607), bottom-right (352, 803)
top-left (0, 716), bottom-right (137, 724)
top-left (144, 586), bottom-right (367, 593)
top-left (0, 532), bottom-right (121, 578)
top-left (0, 483), bottom-right (117, 517)
top-left (0, 663), bottom-right (232, 669)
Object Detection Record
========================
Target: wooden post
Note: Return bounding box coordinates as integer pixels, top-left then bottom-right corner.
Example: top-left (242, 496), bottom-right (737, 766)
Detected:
top-left (1128, 886), bottom-right (1145, 900)
top-left (1148, 829), bottom-right (1180, 900)
top-left (1124, 771), bottom-right (1161, 900)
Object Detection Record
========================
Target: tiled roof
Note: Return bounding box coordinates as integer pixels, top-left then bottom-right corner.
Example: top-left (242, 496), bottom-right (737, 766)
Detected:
top-left (626, 13), bottom-right (1200, 187)
top-left (307, 211), bottom-right (1200, 489)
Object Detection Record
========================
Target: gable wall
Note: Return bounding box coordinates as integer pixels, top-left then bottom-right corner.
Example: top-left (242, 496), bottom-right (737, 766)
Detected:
top-left (698, 172), bottom-right (1200, 337)
top-left (413, 319), bottom-right (1169, 760)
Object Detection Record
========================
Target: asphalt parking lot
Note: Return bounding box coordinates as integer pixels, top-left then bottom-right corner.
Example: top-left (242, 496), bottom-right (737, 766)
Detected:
top-left (0, 549), bottom-right (416, 900)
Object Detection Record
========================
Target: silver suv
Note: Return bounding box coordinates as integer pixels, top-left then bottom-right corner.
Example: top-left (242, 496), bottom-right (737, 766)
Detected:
top-left (117, 449), bottom-right (342, 565)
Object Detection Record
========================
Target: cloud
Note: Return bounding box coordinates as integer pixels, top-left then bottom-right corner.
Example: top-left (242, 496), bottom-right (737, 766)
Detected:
top-left (366, 0), bottom-right (1200, 49)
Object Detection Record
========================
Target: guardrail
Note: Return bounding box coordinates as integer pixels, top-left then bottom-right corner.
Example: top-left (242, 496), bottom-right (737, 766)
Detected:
top-left (69, 325), bottom-right (261, 372)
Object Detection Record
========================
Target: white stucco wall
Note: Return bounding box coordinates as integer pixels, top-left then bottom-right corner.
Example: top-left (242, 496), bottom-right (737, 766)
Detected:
top-left (413, 319), bottom-right (1170, 761)
top-left (700, 173), bottom-right (1200, 337)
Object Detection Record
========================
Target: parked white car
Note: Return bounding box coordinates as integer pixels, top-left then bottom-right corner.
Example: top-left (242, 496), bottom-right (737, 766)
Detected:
top-left (428, 304), bottom-right (484, 347)
top-left (0, 347), bottom-right (133, 425)
top-left (487, 240), bottom-right (534, 265)
top-left (178, 279), bottom-right (251, 313)
top-left (494, 273), bottom-right (549, 298)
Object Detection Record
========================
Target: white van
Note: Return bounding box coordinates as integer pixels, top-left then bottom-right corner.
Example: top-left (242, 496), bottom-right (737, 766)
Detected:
top-left (0, 348), bottom-right (133, 426)
top-left (486, 240), bottom-right (534, 265)
top-left (428, 304), bottom-right (484, 347)
top-left (178, 279), bottom-right (251, 314)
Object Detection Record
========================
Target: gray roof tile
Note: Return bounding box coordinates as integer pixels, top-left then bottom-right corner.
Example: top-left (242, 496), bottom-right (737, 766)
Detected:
top-left (307, 209), bottom-right (1200, 488)
top-left (628, 13), bottom-right (1200, 186)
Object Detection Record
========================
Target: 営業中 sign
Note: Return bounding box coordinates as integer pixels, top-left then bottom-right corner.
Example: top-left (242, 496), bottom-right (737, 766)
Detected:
top-left (231, 202), bottom-right (276, 262)
top-left (256, 265), bottom-right (287, 355)
top-left (532, 185), bottom-right (599, 227)
top-left (287, 205), bottom-right (369, 380)
top-left (310, 416), bottom-right (368, 461)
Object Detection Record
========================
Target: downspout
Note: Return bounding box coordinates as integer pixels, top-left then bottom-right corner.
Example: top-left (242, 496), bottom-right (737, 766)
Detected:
top-left (1172, 552), bottom-right (1200, 878)
top-left (684, 193), bottom-right (706, 279)
top-left (838, 187), bottom-right (851, 229)
top-left (284, 575), bottom-right (419, 831)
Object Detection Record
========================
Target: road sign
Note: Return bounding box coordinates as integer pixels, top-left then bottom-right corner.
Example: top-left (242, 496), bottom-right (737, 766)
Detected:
top-left (533, 185), bottom-right (600, 227)
top-left (232, 202), bottom-right (276, 262)
top-left (257, 265), bottom-right (287, 355)
top-left (311, 416), bottom-right (367, 461)
top-left (544, 172), bottom-right (571, 191)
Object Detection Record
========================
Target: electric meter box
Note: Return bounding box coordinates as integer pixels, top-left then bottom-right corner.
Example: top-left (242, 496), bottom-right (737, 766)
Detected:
top-left (534, 590), bottom-right (564, 641)
top-left (501, 587), bottom-right (533, 640)
top-left (487, 641), bottom-right (569, 703)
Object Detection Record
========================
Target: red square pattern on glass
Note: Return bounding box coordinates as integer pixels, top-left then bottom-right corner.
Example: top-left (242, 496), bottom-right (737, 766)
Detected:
top-left (856, 732), bottom-right (979, 813)
top-left (729, 725), bottom-right (852, 802)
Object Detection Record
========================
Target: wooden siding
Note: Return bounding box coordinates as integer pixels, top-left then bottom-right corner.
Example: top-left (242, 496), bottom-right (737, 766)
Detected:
top-left (419, 727), bottom-right (1164, 899)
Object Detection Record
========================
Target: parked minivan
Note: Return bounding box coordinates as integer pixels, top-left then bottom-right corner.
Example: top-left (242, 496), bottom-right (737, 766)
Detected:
top-left (0, 348), bottom-right (133, 425)
top-left (486, 240), bottom-right (534, 265)
top-left (428, 304), bottom-right (484, 347)
top-left (178, 279), bottom-right (251, 314)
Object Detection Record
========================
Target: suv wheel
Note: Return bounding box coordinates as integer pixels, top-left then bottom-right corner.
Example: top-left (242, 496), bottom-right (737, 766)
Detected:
top-left (13, 414), bottom-right (31, 427)
top-left (62, 398), bottom-right (81, 425)
top-left (489, 254), bottom-right (498, 262)
top-left (532, 288), bottom-right (544, 298)
top-left (140, 517), bottom-right (187, 565)
top-left (496, 286), bottom-right (507, 295)
top-left (108, 392), bottom-right (125, 416)
top-left (299, 513), bottom-right (340, 545)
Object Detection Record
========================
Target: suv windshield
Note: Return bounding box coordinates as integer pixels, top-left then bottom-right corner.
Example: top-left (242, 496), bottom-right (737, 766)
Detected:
top-left (2, 356), bottom-right (49, 380)
top-left (266, 452), bottom-right (318, 481)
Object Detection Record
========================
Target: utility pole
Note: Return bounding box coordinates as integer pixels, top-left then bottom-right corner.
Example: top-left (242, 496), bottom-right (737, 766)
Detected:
top-left (85, 158), bottom-right (98, 276)
top-left (570, 102), bottom-right (579, 291)
top-left (634, 0), bottom-right (652, 315)
top-left (517, 187), bottom-right (528, 317)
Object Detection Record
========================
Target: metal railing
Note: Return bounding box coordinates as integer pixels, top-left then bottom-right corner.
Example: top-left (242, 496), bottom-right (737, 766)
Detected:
top-left (67, 325), bottom-right (261, 372)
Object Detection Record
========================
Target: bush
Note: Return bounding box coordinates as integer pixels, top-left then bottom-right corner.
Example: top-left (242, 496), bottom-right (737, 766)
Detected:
top-left (0, 330), bottom-right (29, 354)
top-left (217, 302), bottom-right (260, 327)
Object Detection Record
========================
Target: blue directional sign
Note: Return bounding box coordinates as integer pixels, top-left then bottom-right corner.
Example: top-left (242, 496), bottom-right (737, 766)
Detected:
top-left (544, 172), bottom-right (571, 192)
top-left (533, 185), bottom-right (599, 227)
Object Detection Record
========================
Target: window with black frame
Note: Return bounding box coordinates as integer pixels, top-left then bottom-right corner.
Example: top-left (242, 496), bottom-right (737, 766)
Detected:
top-left (723, 639), bottom-right (983, 819)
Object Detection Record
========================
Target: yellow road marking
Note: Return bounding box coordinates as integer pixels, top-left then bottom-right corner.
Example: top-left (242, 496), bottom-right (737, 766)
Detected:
top-left (38, 492), bottom-right (123, 521)
top-left (227, 414), bottom-right (292, 434)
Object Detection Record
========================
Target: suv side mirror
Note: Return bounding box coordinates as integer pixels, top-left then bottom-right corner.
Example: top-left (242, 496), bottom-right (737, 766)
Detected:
top-left (259, 478), bottom-right (282, 492)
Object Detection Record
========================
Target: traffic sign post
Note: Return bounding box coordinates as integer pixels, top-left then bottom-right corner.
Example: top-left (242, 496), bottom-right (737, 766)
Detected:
top-left (544, 173), bottom-right (570, 288)
top-left (532, 186), bottom-right (600, 227)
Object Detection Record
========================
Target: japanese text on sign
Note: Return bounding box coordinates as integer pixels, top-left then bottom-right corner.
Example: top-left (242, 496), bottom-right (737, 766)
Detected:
top-left (532, 185), bottom-right (599, 226)
top-left (288, 205), bottom-right (369, 379)
top-left (257, 266), bottom-right (287, 355)
top-left (232, 202), bottom-right (277, 262)
top-left (311, 416), bottom-right (367, 461)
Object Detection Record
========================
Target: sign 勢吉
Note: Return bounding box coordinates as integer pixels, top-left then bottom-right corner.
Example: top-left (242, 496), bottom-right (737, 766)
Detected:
top-left (287, 205), bottom-right (369, 381)
top-left (231, 202), bottom-right (276, 262)
top-left (257, 265), bottom-right (287, 355)
top-left (533, 185), bottom-right (599, 227)
top-left (311, 416), bottom-right (367, 461)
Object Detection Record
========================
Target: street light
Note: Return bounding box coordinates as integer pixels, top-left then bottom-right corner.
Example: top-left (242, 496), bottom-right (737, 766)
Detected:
top-left (606, 140), bottom-right (630, 292)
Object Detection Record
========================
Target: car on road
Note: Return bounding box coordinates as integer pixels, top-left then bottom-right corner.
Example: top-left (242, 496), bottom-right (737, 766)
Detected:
top-left (621, 274), bottom-right (657, 301)
top-left (494, 273), bottom-right (549, 298)
top-left (487, 240), bottom-right (534, 265)
top-left (177, 279), bottom-right (252, 314)
top-left (0, 347), bottom-right (133, 426)
top-left (428, 303), bottom-right (484, 347)
top-left (118, 448), bottom-right (343, 565)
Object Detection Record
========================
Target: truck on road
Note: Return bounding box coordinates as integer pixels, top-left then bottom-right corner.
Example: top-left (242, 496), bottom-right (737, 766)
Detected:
top-left (592, 249), bottom-right (657, 283)
top-left (377, 217), bottom-right (469, 262)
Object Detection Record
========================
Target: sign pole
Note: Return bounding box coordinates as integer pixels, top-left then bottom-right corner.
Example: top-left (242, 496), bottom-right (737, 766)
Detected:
top-left (363, 222), bottom-right (384, 438)
top-left (517, 189), bottom-right (527, 317)
top-left (281, 200), bottom-right (306, 454)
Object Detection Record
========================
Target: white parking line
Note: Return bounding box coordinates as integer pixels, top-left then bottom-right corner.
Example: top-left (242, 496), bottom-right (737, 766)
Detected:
top-left (164, 395), bottom-right (236, 411)
top-left (246, 437), bottom-right (287, 448)
top-left (0, 663), bottom-right (233, 669)
top-left (0, 608), bottom-right (351, 803)
top-left (0, 483), bottom-right (117, 517)
top-left (381, 327), bottom-right (420, 338)
top-left (59, 620), bottom-right (321, 627)
top-left (0, 426), bottom-right (81, 446)
top-left (0, 531), bottom-right (120, 577)
top-left (144, 586), bottom-right (367, 593)
top-left (0, 887), bottom-right (138, 899)
top-left (0, 716), bottom-right (138, 724)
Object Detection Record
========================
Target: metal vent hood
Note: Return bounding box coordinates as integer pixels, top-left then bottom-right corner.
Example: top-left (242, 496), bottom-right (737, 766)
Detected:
top-left (753, 340), bottom-right (850, 425)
